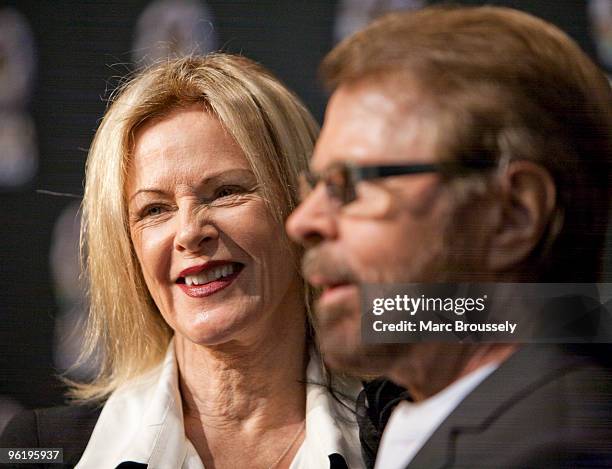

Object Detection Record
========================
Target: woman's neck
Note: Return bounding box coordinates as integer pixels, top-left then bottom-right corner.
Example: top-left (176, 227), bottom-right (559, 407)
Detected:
top-left (176, 332), bottom-right (307, 426)
top-left (175, 306), bottom-right (308, 468)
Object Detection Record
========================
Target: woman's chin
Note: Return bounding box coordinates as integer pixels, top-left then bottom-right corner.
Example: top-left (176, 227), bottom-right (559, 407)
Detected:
top-left (173, 308), bottom-right (255, 347)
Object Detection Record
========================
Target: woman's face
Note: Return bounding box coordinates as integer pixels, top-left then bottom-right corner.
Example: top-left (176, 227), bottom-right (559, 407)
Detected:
top-left (126, 105), bottom-right (302, 346)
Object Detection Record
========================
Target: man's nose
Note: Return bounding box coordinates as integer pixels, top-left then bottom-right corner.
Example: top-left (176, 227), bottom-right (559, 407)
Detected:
top-left (286, 184), bottom-right (338, 247)
top-left (174, 208), bottom-right (219, 254)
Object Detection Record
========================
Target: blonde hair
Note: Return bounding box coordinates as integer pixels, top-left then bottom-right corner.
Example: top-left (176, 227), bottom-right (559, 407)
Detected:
top-left (72, 54), bottom-right (318, 401)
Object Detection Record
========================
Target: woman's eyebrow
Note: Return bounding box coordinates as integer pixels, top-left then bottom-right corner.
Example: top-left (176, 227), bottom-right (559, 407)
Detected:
top-left (128, 168), bottom-right (257, 203)
top-left (199, 168), bottom-right (257, 187)
top-left (128, 188), bottom-right (167, 203)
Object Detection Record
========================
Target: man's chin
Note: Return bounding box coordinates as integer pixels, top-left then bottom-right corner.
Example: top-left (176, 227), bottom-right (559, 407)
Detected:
top-left (317, 327), bottom-right (401, 376)
top-left (319, 331), bottom-right (366, 372)
top-left (314, 288), bottom-right (403, 375)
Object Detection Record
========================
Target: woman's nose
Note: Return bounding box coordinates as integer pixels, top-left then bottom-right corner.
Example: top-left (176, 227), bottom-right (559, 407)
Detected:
top-left (174, 209), bottom-right (219, 254)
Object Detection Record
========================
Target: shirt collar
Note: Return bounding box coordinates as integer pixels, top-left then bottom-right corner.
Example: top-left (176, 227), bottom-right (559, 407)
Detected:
top-left (76, 338), bottom-right (189, 469)
top-left (299, 354), bottom-right (363, 468)
top-left (76, 340), bottom-right (363, 469)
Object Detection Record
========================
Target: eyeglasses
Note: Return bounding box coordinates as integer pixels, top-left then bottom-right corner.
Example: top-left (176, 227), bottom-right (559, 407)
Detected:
top-left (298, 160), bottom-right (496, 209)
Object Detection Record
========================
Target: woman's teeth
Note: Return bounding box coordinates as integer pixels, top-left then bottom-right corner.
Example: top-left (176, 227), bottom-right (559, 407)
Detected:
top-left (184, 264), bottom-right (236, 286)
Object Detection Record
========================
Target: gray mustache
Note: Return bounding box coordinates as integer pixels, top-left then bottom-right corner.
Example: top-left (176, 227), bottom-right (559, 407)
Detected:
top-left (301, 248), bottom-right (359, 285)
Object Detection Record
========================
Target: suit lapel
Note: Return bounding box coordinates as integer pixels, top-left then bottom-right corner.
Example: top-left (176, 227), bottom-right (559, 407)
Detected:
top-left (406, 344), bottom-right (586, 469)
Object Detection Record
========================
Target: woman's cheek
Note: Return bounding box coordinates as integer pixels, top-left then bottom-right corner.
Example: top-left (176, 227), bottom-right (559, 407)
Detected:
top-left (224, 200), bottom-right (285, 248)
top-left (133, 224), bottom-right (175, 297)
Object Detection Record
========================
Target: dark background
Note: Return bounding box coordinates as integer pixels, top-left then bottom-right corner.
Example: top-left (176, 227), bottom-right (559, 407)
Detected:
top-left (0, 0), bottom-right (609, 416)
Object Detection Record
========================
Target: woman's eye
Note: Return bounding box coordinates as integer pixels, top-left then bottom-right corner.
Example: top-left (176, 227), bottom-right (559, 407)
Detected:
top-left (143, 205), bottom-right (165, 217)
top-left (215, 186), bottom-right (243, 198)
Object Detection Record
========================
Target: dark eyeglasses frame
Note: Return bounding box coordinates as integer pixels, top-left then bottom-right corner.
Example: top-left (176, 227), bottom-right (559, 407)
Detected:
top-left (299, 160), bottom-right (497, 206)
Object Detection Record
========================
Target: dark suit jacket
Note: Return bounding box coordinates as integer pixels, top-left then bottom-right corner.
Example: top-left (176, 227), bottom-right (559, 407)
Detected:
top-left (404, 344), bottom-right (612, 468)
top-left (0, 404), bottom-right (103, 468)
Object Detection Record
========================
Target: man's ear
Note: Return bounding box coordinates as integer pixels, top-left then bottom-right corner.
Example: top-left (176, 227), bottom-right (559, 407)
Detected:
top-left (486, 160), bottom-right (557, 272)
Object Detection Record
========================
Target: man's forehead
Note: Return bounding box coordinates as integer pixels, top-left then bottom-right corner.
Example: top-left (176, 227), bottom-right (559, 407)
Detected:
top-left (312, 78), bottom-right (438, 171)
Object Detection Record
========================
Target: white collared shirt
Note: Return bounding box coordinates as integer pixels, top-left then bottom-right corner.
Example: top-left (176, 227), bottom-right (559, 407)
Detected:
top-left (374, 363), bottom-right (498, 469)
top-left (76, 340), bottom-right (364, 469)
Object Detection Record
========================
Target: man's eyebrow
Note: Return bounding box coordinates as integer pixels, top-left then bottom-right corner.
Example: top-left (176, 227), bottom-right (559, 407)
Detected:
top-left (311, 160), bottom-right (347, 174)
top-left (128, 168), bottom-right (256, 203)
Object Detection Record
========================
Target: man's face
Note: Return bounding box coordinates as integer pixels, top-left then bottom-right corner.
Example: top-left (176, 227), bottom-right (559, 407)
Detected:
top-left (287, 78), bottom-right (490, 373)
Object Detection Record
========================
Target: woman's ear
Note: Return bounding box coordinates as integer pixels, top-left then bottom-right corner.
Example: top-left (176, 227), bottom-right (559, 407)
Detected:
top-left (486, 160), bottom-right (557, 272)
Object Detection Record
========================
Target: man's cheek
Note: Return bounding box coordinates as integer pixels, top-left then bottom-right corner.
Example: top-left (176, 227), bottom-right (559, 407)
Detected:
top-left (349, 230), bottom-right (411, 277)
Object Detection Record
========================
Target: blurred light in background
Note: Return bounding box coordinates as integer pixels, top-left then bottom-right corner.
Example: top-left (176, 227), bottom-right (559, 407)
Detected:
top-left (334, 0), bottom-right (424, 43)
top-left (0, 7), bottom-right (38, 189)
top-left (132, 0), bottom-right (218, 67)
top-left (589, 0), bottom-right (612, 72)
top-left (50, 201), bottom-right (99, 381)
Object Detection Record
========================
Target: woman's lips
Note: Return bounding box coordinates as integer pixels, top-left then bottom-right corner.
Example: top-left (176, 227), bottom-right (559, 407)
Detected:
top-left (178, 269), bottom-right (242, 297)
top-left (177, 263), bottom-right (244, 298)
